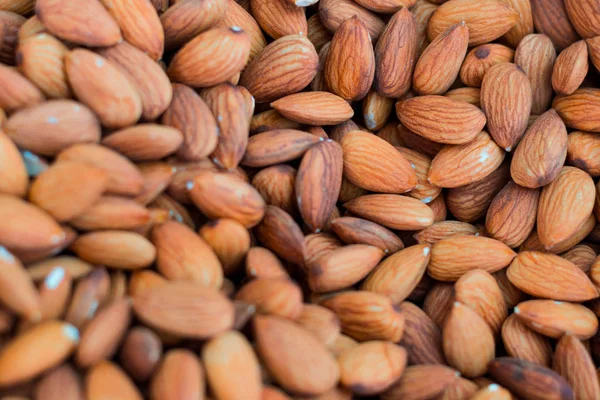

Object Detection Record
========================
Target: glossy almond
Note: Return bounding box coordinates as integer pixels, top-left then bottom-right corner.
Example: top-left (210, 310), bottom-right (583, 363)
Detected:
top-left (428, 131), bottom-right (505, 188)
top-left (395, 95), bottom-right (486, 145)
top-left (251, 0), bottom-right (307, 40)
top-left (460, 44), bottom-right (514, 88)
top-left (242, 129), bottom-right (322, 168)
top-left (344, 194), bottom-right (434, 230)
top-left (515, 300), bottom-right (598, 339)
top-left (235, 277), bottom-right (303, 319)
top-left (552, 40), bottom-right (588, 95)
top-left (480, 62), bottom-right (532, 151)
top-left (429, 235), bottom-right (516, 281)
top-left (133, 281), bottom-right (234, 338)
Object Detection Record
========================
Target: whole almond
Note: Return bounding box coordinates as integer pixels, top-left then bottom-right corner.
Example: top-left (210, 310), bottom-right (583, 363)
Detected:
top-left (444, 86), bottom-right (481, 106)
top-left (0, 247), bottom-right (40, 321)
top-left (510, 109), bottom-right (568, 188)
top-left (71, 195), bottom-right (151, 231)
top-left (398, 301), bottom-right (445, 365)
top-left (318, 0), bottom-right (385, 40)
top-left (271, 92), bottom-right (353, 126)
top-left (199, 218), bottom-right (251, 276)
top-left (459, 44), bottom-right (514, 88)
top-left (252, 165), bottom-right (297, 216)
top-left (251, 110), bottom-right (303, 133)
top-left (134, 281), bottom-right (234, 338)
top-left (382, 364), bottom-right (459, 400)
top-left (515, 300), bottom-right (598, 339)
top-left (554, 333), bottom-right (600, 400)
top-left (331, 217), bottom-right (404, 253)
top-left (564, 0), bottom-right (600, 38)
top-left (414, 221), bottom-right (480, 245)
top-left (429, 235), bottom-right (516, 281)
top-left (255, 205), bottom-right (305, 265)
top-left (235, 277), bottom-right (303, 319)
top-left (217, 0), bottom-right (266, 62)
top-left (480, 62), bottom-right (532, 151)
top-left (344, 194), bottom-right (434, 230)
top-left (71, 231), bottom-right (156, 270)
top-left (242, 129), bottom-right (322, 168)
top-left (102, 125), bottom-right (183, 162)
top-left (119, 327), bottom-right (163, 381)
top-left (0, 131), bottom-right (27, 197)
top-left (325, 17), bottom-right (374, 101)
top-left (530, 0), bottom-right (579, 51)
top-left (561, 245), bottom-right (596, 272)
top-left (150, 350), bottom-right (204, 400)
top-left (552, 40), bottom-right (588, 95)
top-left (0, 11), bottom-right (24, 64)
top-left (413, 22), bottom-right (468, 95)
top-left (251, 0), bottom-right (307, 39)
top-left (362, 90), bottom-right (393, 131)
top-left (341, 131), bottom-right (417, 193)
top-left (502, 313), bottom-right (552, 367)
top-left (395, 95), bottom-right (486, 145)
top-left (34, 364), bottom-right (83, 400)
top-left (423, 282), bottom-right (454, 328)
top-left (0, 64), bottom-right (43, 112)
top-left (297, 304), bottom-right (340, 346)
top-left (567, 131), bottom-right (600, 176)
top-left (374, 8), bottom-right (417, 98)
top-left (553, 88), bottom-right (600, 132)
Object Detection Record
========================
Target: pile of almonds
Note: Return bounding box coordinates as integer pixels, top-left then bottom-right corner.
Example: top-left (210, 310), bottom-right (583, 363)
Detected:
top-left (3, 0), bottom-right (600, 398)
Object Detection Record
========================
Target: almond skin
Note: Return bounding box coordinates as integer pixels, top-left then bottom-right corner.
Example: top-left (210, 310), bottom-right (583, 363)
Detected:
top-left (217, 0), bottom-right (266, 62)
top-left (167, 27), bottom-right (250, 88)
top-left (235, 277), bottom-right (303, 319)
top-left (325, 17), bottom-right (374, 101)
top-left (0, 11), bottom-right (24, 65)
top-left (554, 333), bottom-right (600, 400)
top-left (35, 0), bottom-right (122, 46)
top-left (375, 8), bottom-right (417, 98)
top-left (502, 314), bottom-right (552, 367)
top-left (271, 92), bottom-right (353, 125)
top-left (297, 304), bottom-right (340, 346)
top-left (341, 131), bottom-right (417, 193)
top-left (344, 194), bottom-right (434, 230)
top-left (199, 218), bottom-right (251, 276)
top-left (510, 109), bottom-right (568, 188)
top-left (485, 181), bottom-right (540, 248)
top-left (515, 300), bottom-right (598, 339)
top-left (255, 205), bottom-right (305, 265)
top-left (428, 131), bottom-right (505, 188)
top-left (253, 315), bottom-right (340, 396)
top-left (530, 0), bottom-right (579, 51)
top-left (119, 327), bottom-right (163, 381)
top-left (537, 166), bottom-right (595, 250)
top-left (318, 0), bottom-right (385, 40)
top-left (480, 62), bottom-right (532, 151)
top-left (150, 350), bottom-right (205, 400)
top-left (564, 0), bottom-right (600, 38)
top-left (395, 95), bottom-right (486, 145)
top-left (398, 301), bottom-right (446, 365)
top-left (297, 140), bottom-right (344, 233)
top-left (242, 129), bottom-right (322, 168)
top-left (429, 235), bottom-right (516, 281)
top-left (331, 217), bottom-right (404, 253)
top-left (382, 364), bottom-right (459, 400)
top-left (414, 221), bottom-right (480, 245)
top-left (413, 22), bottom-right (468, 95)
top-left (0, 130), bottom-right (27, 197)
top-left (252, 165), bottom-right (297, 216)
top-left (552, 40), bottom-right (588, 95)
top-left (460, 44), bottom-right (515, 88)
top-left (0, 247), bottom-right (40, 321)
top-left (251, 0), bottom-right (307, 40)
top-left (553, 88), bottom-right (600, 132)
top-left (240, 35), bottom-right (318, 103)
top-left (567, 131), bottom-right (600, 176)
top-left (0, 64), bottom-right (43, 112)
top-left (34, 364), bottom-right (84, 400)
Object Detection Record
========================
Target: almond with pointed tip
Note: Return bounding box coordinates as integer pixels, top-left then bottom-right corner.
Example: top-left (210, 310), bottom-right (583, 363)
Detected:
top-left (413, 22), bottom-right (468, 95)
top-left (325, 17), bottom-right (374, 101)
top-left (34, 364), bottom-right (83, 400)
top-left (0, 64), bottom-right (43, 112)
top-left (252, 165), bottom-right (298, 216)
top-left (553, 88), bottom-right (600, 132)
top-left (97, 41), bottom-right (173, 122)
top-left (361, 90), bottom-right (393, 132)
top-left (567, 131), bottom-right (600, 176)
top-left (271, 92), bottom-right (353, 126)
top-left (102, 125), bottom-right (183, 162)
top-left (455, 269), bottom-right (507, 335)
top-left (35, 0), bottom-right (121, 46)
top-left (427, 0), bottom-right (519, 46)
top-left (18, 15), bottom-right (46, 41)
top-left (304, 233), bottom-right (343, 266)
top-left (530, 0), bottom-right (579, 51)
top-left (322, 291), bottom-right (405, 342)
top-left (396, 147), bottom-right (441, 203)
top-left (251, 0), bottom-right (307, 39)
top-left (255, 205), bottom-right (305, 265)
top-left (242, 129), bottom-right (322, 168)
top-left (235, 277), bottom-right (303, 319)
top-left (515, 300), bottom-right (598, 339)
top-left (362, 244), bottom-right (430, 304)
top-left (87, 361), bottom-right (142, 400)
top-left (488, 357), bottom-right (574, 400)
top-left (429, 131), bottom-right (505, 188)
top-left (344, 194), bottom-right (434, 230)
top-left (241, 35), bottom-right (317, 103)
top-left (65, 49), bottom-right (141, 129)
top-left (395, 96), bottom-right (486, 145)
top-left (414, 221), bottom-right (480, 245)
top-left (537, 166), bottom-right (595, 250)
top-left (331, 217), bottom-right (403, 253)
top-left (510, 109), bottom-right (568, 188)
top-left (553, 333), bottom-right (600, 400)
top-left (552, 40), bottom-right (588, 95)
top-left (318, 0), bottom-right (385, 40)
top-left (501, 313), bottom-right (552, 367)
top-left (429, 235), bottom-right (516, 281)
top-left (460, 44), bottom-right (514, 88)
top-left (562, 245), bottom-right (596, 272)
top-left (168, 27), bottom-right (250, 88)
top-left (0, 321), bottom-right (79, 386)
top-left (149, 350), bottom-right (204, 400)
top-left (57, 144), bottom-right (144, 196)
top-left (71, 195), bottom-right (150, 231)
top-left (480, 62), bottom-right (532, 151)
top-left (217, 0), bottom-right (266, 61)
top-left (381, 364), bottom-right (459, 400)
top-left (0, 247), bottom-right (40, 321)
top-left (70, 231), bottom-right (156, 270)
top-left (251, 110), bottom-right (303, 133)
top-left (341, 131), bottom-right (417, 193)
top-left (399, 301), bottom-right (445, 365)
top-left (254, 315), bottom-right (339, 396)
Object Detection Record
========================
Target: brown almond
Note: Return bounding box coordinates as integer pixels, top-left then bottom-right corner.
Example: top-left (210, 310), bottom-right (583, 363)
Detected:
top-left (567, 130), bottom-right (600, 176)
top-left (242, 129), bottom-right (322, 168)
top-left (459, 44), bottom-right (514, 88)
top-left (331, 217), bottom-right (403, 253)
top-left (530, 0), bottom-right (579, 51)
top-left (271, 92), bottom-right (353, 126)
top-left (399, 301), bottom-right (445, 365)
top-left (255, 205), bottom-right (305, 265)
top-left (561, 245), bottom-right (596, 272)
top-left (252, 165), bottom-right (298, 216)
top-left (149, 350), bottom-right (204, 400)
top-left (217, 0), bottom-right (266, 62)
top-left (119, 327), bottom-right (163, 382)
top-left (344, 194), bottom-right (434, 230)
top-left (251, 0), bottom-right (307, 40)
top-left (318, 0), bottom-right (385, 40)
top-left (34, 364), bottom-right (83, 400)
top-left (297, 304), bottom-right (340, 346)
top-left (70, 195), bottom-right (150, 231)
top-left (235, 277), bottom-right (303, 319)
top-left (86, 361), bottom-right (141, 400)
top-left (553, 88), bottom-right (600, 132)
top-left (553, 333), bottom-right (600, 400)
top-left (382, 364), bottom-right (459, 400)
top-left (564, 0), bottom-right (600, 38)
top-left (0, 64), bottom-right (43, 112)
top-left (552, 40), bottom-right (588, 95)
top-left (515, 300), bottom-right (598, 339)
top-left (0, 11), bottom-right (24, 65)
top-left (414, 221), bottom-right (480, 245)
top-left (102, 124), bottom-right (183, 162)
top-left (0, 130), bottom-right (27, 197)
top-left (199, 218), bottom-right (251, 276)
top-left (501, 313), bottom-right (552, 367)
top-left (0, 247), bottom-right (40, 321)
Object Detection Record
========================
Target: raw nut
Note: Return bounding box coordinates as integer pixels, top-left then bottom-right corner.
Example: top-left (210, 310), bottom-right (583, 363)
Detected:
top-left (35, 0), bottom-right (122, 46)
top-left (255, 205), bottom-right (305, 265)
top-left (423, 282), bottom-right (454, 328)
top-left (564, 0), bottom-right (600, 39)
top-left (395, 148), bottom-right (441, 203)
top-left (253, 315), bottom-right (340, 396)
top-left (338, 341), bottom-right (407, 395)
top-left (459, 44), bottom-right (514, 88)
top-left (119, 327), bottom-right (163, 381)
top-left (553, 88), bottom-right (600, 132)
top-left (501, 313), bottom-right (552, 367)
top-left (480, 62), bottom-right (532, 151)
top-left (395, 95), bottom-right (486, 145)
top-left (381, 364), bottom-right (459, 400)
top-left (362, 90), bottom-right (393, 131)
top-left (0, 131), bottom-right (28, 197)
top-left (485, 181), bottom-right (539, 248)
top-left (331, 217), bottom-right (404, 253)
top-left (235, 277), bottom-right (303, 319)
top-left (218, 0), bottom-right (266, 62)
top-left (199, 218), bottom-right (251, 276)
top-left (0, 64), bottom-right (43, 112)
top-left (537, 166), bottom-right (595, 250)
top-left (552, 40), bottom-right (588, 95)
top-left (514, 300), bottom-right (598, 339)
top-left (567, 131), bottom-right (600, 176)
top-left (553, 333), bottom-right (600, 400)
top-left (307, 14), bottom-right (332, 52)
top-left (443, 301), bottom-right (495, 378)
top-left (240, 35), bottom-right (318, 103)
top-left (488, 357), bottom-right (574, 400)
top-left (150, 349), bottom-right (204, 400)
top-left (428, 235), bottom-right (516, 281)
top-left (514, 34), bottom-right (556, 115)
top-left (102, 125), bottom-right (183, 162)
top-left (414, 221), bottom-right (480, 245)
top-left (501, 0), bottom-right (534, 47)
top-left (341, 131), bottom-right (417, 193)
top-left (444, 86), bottom-right (481, 106)
top-left (413, 22), bottom-right (468, 95)
top-left (0, 247), bottom-right (40, 321)
top-left (507, 251), bottom-right (598, 302)
top-left (0, 12), bottom-right (26, 63)
top-left (271, 92), bottom-right (354, 126)
top-left (34, 364), bottom-right (83, 400)
top-left (428, 131), bottom-right (505, 188)
top-left (252, 165), bottom-right (298, 216)
top-left (250, 0), bottom-right (307, 40)
top-left (374, 8), bottom-right (417, 98)
top-left (242, 129), bottom-right (322, 168)
top-left (530, 0), bottom-right (579, 51)
top-left (561, 245), bottom-right (596, 273)
top-left (427, 0), bottom-right (519, 46)
top-left (398, 301), bottom-right (445, 365)
top-left (296, 304), bottom-right (341, 347)
top-left (510, 109), bottom-right (568, 188)
top-left (318, 0), bottom-right (385, 41)
top-left (325, 17), bottom-right (374, 101)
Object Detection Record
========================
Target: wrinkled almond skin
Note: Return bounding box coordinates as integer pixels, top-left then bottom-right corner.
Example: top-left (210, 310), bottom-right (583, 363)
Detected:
top-left (0, 131), bottom-right (28, 197)
top-left (564, 0), bottom-right (600, 39)
top-left (218, 0), bottom-right (266, 62)
top-left (530, 0), bottom-right (579, 51)
top-left (510, 109), bottom-right (568, 188)
top-left (553, 333), bottom-right (600, 400)
top-left (398, 301), bottom-right (445, 365)
top-left (552, 40), bottom-right (588, 95)
top-left (0, 11), bottom-right (24, 65)
top-left (235, 277), bottom-right (303, 319)
top-left (331, 217), bottom-right (404, 253)
top-left (318, 0), bottom-right (385, 40)
top-left (199, 218), bottom-right (250, 276)
top-left (413, 22), bottom-right (468, 95)
top-left (567, 131), bottom-right (600, 176)
top-left (460, 44), bottom-right (514, 88)
top-left (251, 0), bottom-right (307, 40)
top-left (255, 205), bottom-right (305, 265)
top-left (243, 129), bottom-right (322, 168)
top-left (480, 62), bottom-right (532, 151)
top-left (0, 64), bottom-right (43, 112)
top-left (502, 314), bottom-right (552, 367)
top-left (325, 17), bottom-right (374, 102)
top-left (515, 300), bottom-right (598, 339)
top-left (271, 92), bottom-right (353, 126)
top-left (382, 364), bottom-right (459, 400)
top-left (149, 349), bottom-right (205, 400)
top-left (553, 88), bottom-right (600, 132)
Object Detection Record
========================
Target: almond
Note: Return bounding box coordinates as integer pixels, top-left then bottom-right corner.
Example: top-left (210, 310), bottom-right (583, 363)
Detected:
top-left (150, 350), bottom-right (204, 400)
top-left (537, 166), bottom-right (595, 250)
top-left (242, 129), bottom-right (322, 168)
top-left (35, 0), bottom-right (121, 46)
top-left (102, 124), bottom-right (183, 162)
top-left (0, 247), bottom-right (40, 321)
top-left (297, 304), bottom-right (340, 346)
top-left (553, 88), bottom-right (600, 132)
top-left (71, 195), bottom-right (151, 231)
top-left (251, 0), bottom-right (307, 39)
top-left (428, 131), bottom-right (505, 188)
top-left (0, 64), bottom-right (43, 112)
top-left (252, 165), bottom-right (298, 216)
top-left (307, 14), bottom-right (332, 52)
top-left (382, 364), bottom-right (459, 400)
top-left (552, 40), bottom-right (588, 95)
top-left (398, 301), bottom-right (445, 365)
top-left (271, 92), bottom-right (353, 125)
top-left (199, 219), bottom-right (251, 276)
top-left (325, 17), bottom-right (374, 101)
top-left (564, 0), bottom-right (600, 38)
top-left (331, 217), bottom-right (404, 253)
top-left (235, 277), bottom-right (303, 319)
top-left (427, 0), bottom-right (518, 46)
top-left (254, 315), bottom-right (339, 396)
top-left (501, 313), bottom-right (552, 367)
top-left (510, 108), bottom-right (568, 188)
top-left (0, 130), bottom-right (27, 197)
top-left (459, 44), bottom-right (514, 88)
top-left (18, 15), bottom-right (46, 41)
top-left (423, 282), bottom-right (454, 328)
top-left (34, 364), bottom-right (83, 400)
top-left (318, 0), bottom-right (385, 40)
top-left (429, 235), bottom-right (516, 281)
top-left (395, 95), bottom-right (486, 145)
top-left (255, 205), bottom-right (305, 265)
top-left (119, 327), bottom-right (163, 381)
top-left (567, 131), bottom-right (600, 176)
top-left (374, 8), bottom-right (416, 98)
top-left (501, 0), bottom-right (534, 47)
top-left (217, 0), bottom-right (266, 62)
top-left (344, 194), bottom-right (434, 230)
top-left (341, 131), bottom-right (417, 193)
top-left (554, 333), bottom-right (600, 400)
top-left (304, 233), bottom-right (343, 267)
top-left (362, 90), bottom-right (393, 131)
top-left (480, 62), bottom-right (532, 151)
top-left (251, 110), bottom-right (303, 133)
top-left (561, 245), bottom-right (596, 272)
top-left (414, 221), bottom-right (480, 245)
top-left (413, 22), bottom-right (468, 95)
top-left (514, 300), bottom-right (598, 339)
